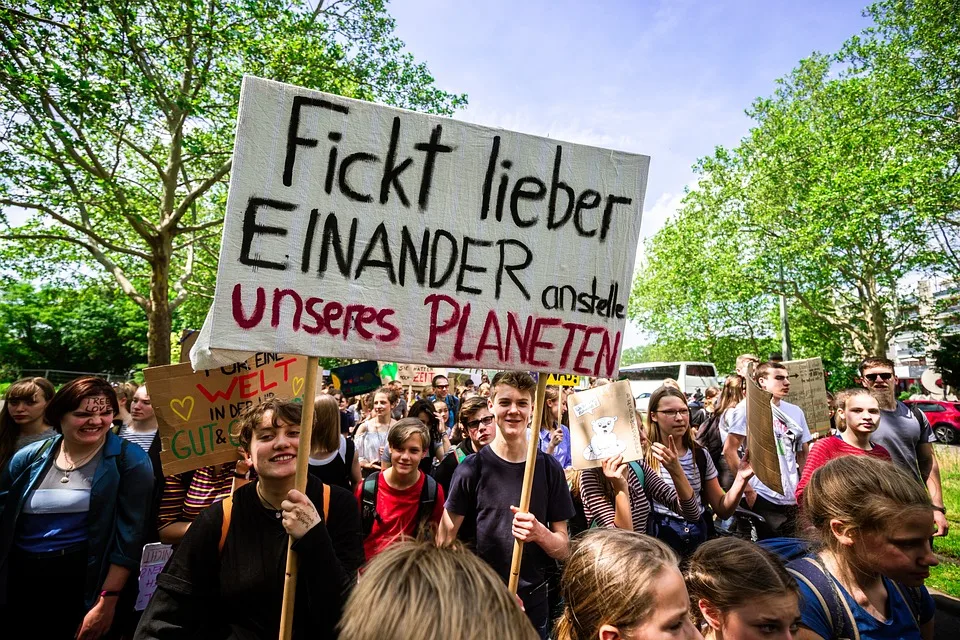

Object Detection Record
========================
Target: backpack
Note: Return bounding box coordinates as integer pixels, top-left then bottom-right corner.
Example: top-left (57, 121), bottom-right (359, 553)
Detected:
top-left (218, 483), bottom-right (330, 552)
top-left (359, 471), bottom-right (438, 538)
top-left (761, 538), bottom-right (924, 639)
top-left (695, 412), bottom-right (724, 471)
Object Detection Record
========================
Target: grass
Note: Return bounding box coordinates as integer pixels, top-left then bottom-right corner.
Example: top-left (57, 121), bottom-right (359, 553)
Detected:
top-left (929, 444), bottom-right (960, 598)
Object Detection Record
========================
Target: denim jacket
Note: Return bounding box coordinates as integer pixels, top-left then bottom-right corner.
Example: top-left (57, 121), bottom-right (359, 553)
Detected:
top-left (0, 431), bottom-right (154, 609)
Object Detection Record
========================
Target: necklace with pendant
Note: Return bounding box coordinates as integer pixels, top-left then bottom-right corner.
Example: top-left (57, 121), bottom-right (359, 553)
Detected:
top-left (257, 484), bottom-right (283, 518)
top-left (56, 445), bottom-right (101, 484)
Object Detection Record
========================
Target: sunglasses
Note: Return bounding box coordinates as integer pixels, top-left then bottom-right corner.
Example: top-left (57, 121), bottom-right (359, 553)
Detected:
top-left (464, 415), bottom-right (495, 430)
top-left (864, 372), bottom-right (893, 382)
top-left (435, 384), bottom-right (449, 389)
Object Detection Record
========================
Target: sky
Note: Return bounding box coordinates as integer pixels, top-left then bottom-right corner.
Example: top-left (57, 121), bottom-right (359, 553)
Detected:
top-left (387, 0), bottom-right (875, 346)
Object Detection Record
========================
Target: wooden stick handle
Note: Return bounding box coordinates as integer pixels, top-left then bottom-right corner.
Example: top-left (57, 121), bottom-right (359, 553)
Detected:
top-left (278, 356), bottom-right (319, 640)
top-left (507, 375), bottom-right (549, 595)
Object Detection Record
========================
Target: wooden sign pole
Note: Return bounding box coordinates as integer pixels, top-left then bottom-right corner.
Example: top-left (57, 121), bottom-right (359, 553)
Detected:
top-left (278, 356), bottom-right (319, 640)
top-left (507, 374), bottom-right (549, 595)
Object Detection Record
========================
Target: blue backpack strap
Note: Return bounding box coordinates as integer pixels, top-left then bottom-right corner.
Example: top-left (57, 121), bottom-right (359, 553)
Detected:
top-left (627, 460), bottom-right (645, 487)
top-left (786, 557), bottom-right (859, 640)
top-left (887, 580), bottom-right (923, 627)
top-left (360, 471), bottom-right (380, 537)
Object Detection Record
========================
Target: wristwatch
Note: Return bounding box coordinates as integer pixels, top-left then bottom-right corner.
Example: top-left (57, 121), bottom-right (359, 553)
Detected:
top-left (933, 505), bottom-right (947, 515)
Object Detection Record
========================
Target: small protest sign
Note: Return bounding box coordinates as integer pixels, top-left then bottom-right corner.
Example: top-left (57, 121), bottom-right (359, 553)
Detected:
top-left (189, 76), bottom-right (648, 377)
top-left (784, 357), bottom-right (831, 437)
top-left (567, 381), bottom-right (642, 470)
top-left (546, 373), bottom-right (580, 387)
top-left (330, 360), bottom-right (381, 396)
top-left (396, 364), bottom-right (446, 389)
top-left (135, 543), bottom-right (173, 611)
top-left (145, 353), bottom-right (308, 475)
top-left (745, 367), bottom-right (783, 495)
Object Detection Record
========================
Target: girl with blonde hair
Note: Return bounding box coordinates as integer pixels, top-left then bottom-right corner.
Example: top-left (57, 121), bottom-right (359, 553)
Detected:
top-left (309, 394), bottom-right (362, 490)
top-left (555, 529), bottom-right (701, 640)
top-left (687, 537), bottom-right (800, 640)
top-left (341, 541), bottom-right (537, 640)
top-left (791, 455), bottom-right (938, 640)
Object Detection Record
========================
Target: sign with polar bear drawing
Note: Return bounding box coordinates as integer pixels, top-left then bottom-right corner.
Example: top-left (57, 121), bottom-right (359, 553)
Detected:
top-left (567, 380), bottom-right (643, 470)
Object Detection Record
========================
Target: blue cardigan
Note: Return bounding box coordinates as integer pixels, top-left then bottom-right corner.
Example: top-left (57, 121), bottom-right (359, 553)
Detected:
top-left (0, 431), bottom-right (154, 609)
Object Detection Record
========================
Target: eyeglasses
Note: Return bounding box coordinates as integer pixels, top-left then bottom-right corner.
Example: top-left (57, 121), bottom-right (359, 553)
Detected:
top-left (864, 372), bottom-right (893, 382)
top-left (655, 409), bottom-right (689, 418)
top-left (464, 415), bottom-right (495, 430)
top-left (435, 384), bottom-right (448, 389)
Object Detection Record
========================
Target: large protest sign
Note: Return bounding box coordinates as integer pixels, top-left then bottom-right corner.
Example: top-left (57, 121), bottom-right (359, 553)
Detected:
top-left (145, 353), bottom-right (308, 475)
top-left (567, 381), bottom-right (642, 470)
top-left (745, 367), bottom-right (783, 495)
top-left (189, 76), bottom-right (648, 376)
top-left (784, 357), bottom-right (831, 437)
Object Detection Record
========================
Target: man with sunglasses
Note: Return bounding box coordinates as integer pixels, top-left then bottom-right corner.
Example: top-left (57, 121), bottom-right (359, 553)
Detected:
top-left (724, 361), bottom-right (813, 538)
top-left (427, 375), bottom-right (459, 433)
top-left (859, 357), bottom-right (948, 536)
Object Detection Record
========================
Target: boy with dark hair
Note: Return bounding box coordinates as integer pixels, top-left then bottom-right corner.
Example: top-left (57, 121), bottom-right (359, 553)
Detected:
top-left (439, 371), bottom-right (574, 639)
top-left (859, 356), bottom-right (948, 536)
top-left (358, 418), bottom-right (444, 560)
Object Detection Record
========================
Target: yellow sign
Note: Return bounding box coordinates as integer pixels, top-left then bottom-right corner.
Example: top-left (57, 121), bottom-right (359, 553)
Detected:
top-left (546, 374), bottom-right (580, 387)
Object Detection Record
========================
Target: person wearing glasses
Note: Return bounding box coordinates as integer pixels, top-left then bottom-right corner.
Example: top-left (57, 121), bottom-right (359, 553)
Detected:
top-left (427, 375), bottom-right (459, 434)
top-left (434, 397), bottom-right (496, 495)
top-left (723, 361), bottom-right (813, 539)
top-left (859, 356), bottom-right (948, 537)
top-left (644, 386), bottom-right (754, 556)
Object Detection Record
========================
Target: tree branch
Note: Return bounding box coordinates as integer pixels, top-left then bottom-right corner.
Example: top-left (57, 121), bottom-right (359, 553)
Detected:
top-left (169, 159), bottom-right (231, 227)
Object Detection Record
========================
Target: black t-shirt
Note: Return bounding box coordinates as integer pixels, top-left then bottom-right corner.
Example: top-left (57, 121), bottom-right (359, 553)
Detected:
top-left (445, 445), bottom-right (575, 603)
top-left (308, 438), bottom-right (355, 491)
top-left (137, 475), bottom-right (364, 640)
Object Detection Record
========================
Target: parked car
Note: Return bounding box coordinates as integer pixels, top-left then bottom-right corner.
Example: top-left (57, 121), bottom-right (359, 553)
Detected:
top-left (904, 400), bottom-right (960, 445)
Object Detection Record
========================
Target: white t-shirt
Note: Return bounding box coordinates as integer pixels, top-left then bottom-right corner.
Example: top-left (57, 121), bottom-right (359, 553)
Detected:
top-left (729, 399), bottom-right (813, 505)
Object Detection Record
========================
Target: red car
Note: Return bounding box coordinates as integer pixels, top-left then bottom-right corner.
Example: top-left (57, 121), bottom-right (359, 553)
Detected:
top-left (904, 400), bottom-right (960, 445)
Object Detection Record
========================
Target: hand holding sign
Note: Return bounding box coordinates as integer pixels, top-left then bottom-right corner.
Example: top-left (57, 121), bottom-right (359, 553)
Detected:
top-left (600, 454), bottom-right (629, 491)
top-left (280, 489), bottom-right (321, 540)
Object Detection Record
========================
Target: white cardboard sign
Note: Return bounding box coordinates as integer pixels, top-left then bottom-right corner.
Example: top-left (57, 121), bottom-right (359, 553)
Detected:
top-left (192, 77), bottom-right (649, 375)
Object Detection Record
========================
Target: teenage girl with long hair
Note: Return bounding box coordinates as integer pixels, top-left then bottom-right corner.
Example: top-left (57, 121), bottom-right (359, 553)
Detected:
top-left (645, 385), bottom-right (753, 556)
top-left (792, 455), bottom-right (938, 640)
top-left (0, 377), bottom-right (55, 472)
top-left (687, 537), bottom-right (801, 640)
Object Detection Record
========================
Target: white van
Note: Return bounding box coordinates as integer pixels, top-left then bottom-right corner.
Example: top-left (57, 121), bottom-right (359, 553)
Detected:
top-left (619, 362), bottom-right (719, 412)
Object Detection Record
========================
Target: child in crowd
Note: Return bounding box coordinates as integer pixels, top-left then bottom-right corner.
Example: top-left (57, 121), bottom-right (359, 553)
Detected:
top-left (440, 371), bottom-right (574, 639)
top-left (554, 529), bottom-right (701, 640)
top-left (358, 418), bottom-right (444, 560)
top-left (794, 388), bottom-right (890, 503)
top-left (645, 386), bottom-right (754, 556)
top-left (340, 541), bottom-right (537, 640)
top-left (791, 455), bottom-right (937, 640)
top-left (687, 538), bottom-right (801, 640)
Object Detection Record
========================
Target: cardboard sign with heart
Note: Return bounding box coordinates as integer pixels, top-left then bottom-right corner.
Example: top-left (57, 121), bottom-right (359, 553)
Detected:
top-left (145, 353), bottom-right (309, 475)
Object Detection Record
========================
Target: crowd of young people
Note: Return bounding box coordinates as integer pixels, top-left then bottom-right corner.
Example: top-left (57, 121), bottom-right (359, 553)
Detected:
top-left (0, 356), bottom-right (948, 639)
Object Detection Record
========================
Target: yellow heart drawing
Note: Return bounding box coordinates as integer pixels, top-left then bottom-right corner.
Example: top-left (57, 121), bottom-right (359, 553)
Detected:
top-left (292, 377), bottom-right (305, 397)
top-left (170, 396), bottom-right (195, 422)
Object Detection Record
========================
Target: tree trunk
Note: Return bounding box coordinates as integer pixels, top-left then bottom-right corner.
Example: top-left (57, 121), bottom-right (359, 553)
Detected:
top-left (147, 239), bottom-right (173, 366)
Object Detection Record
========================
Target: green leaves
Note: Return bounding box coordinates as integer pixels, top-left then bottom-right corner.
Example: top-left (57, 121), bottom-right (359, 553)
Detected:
top-left (0, 0), bottom-right (466, 365)
top-left (630, 0), bottom-right (957, 371)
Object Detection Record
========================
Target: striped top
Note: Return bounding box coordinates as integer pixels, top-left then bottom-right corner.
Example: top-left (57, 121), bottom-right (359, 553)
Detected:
top-left (117, 425), bottom-right (157, 452)
top-left (652, 447), bottom-right (717, 518)
top-left (580, 459), bottom-right (701, 532)
top-left (157, 463), bottom-right (235, 529)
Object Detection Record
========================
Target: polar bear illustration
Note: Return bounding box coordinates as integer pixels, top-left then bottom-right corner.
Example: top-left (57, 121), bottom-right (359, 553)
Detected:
top-left (583, 416), bottom-right (626, 461)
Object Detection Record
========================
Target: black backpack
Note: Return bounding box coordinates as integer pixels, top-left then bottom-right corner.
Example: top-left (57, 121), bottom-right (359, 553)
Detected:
top-left (360, 471), bottom-right (439, 538)
top-left (695, 412), bottom-right (724, 471)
